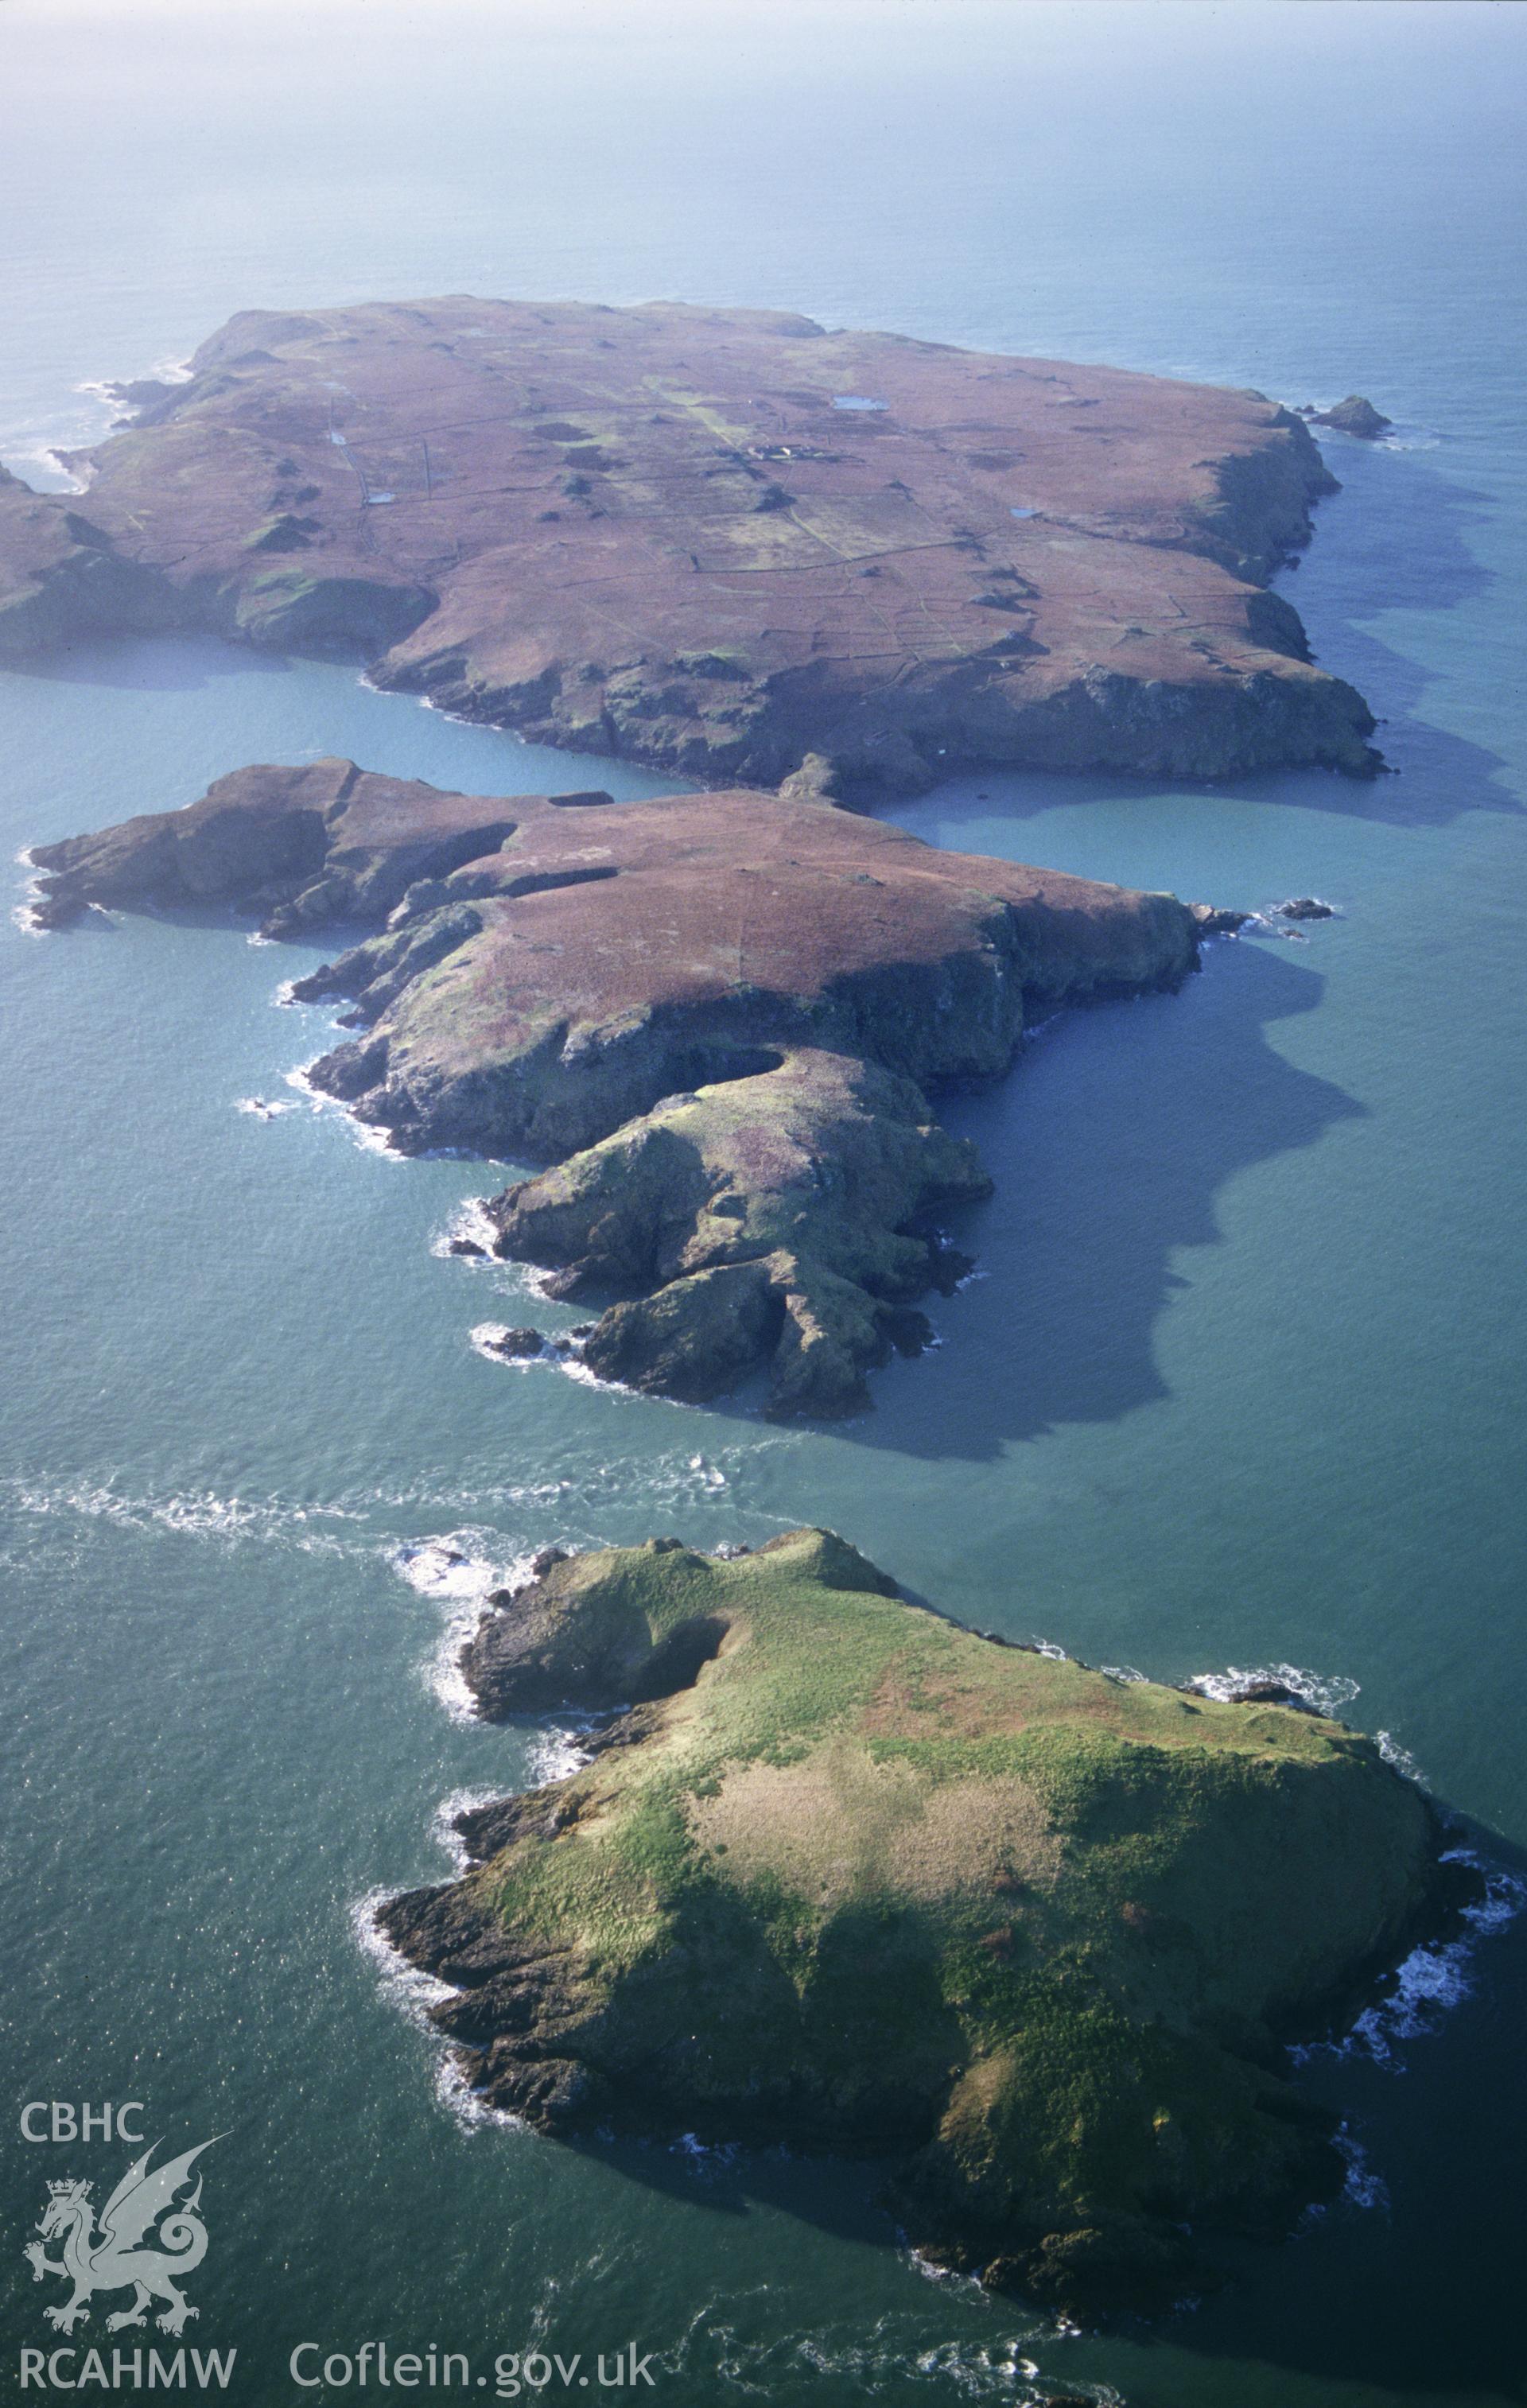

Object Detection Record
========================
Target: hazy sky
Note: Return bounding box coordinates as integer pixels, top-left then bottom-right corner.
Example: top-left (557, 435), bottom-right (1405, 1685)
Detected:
top-left (2, 0), bottom-right (1521, 477)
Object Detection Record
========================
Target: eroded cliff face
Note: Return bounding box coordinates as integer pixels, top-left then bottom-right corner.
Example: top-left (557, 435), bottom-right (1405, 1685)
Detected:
top-left (1, 298), bottom-right (1376, 789)
top-left (26, 756), bottom-right (524, 930)
top-left (290, 783), bottom-right (1203, 1152)
top-left (381, 1529), bottom-right (1450, 2314)
top-left (488, 1050), bottom-right (991, 1418)
top-left (30, 760), bottom-right (1217, 1416)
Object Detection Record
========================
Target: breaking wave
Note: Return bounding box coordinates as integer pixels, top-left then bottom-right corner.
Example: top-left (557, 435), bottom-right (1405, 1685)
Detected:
top-left (679, 2316), bottom-right (1089, 2402)
top-left (1294, 1849), bottom-right (1525, 2072)
top-left (1377, 1728), bottom-right (1424, 1781)
top-left (1333, 2126), bottom-right (1390, 2213)
top-left (468, 1320), bottom-right (561, 1369)
top-left (1346, 1851), bottom-right (1525, 2065)
top-left (4, 1476), bottom-right (368, 1558)
top-left (387, 1529), bottom-right (537, 1722)
top-left (284, 1060), bottom-right (402, 1157)
top-left (430, 1197), bottom-right (500, 1259)
top-left (430, 1785), bottom-right (516, 1874)
top-left (526, 1721), bottom-right (600, 1785)
top-left (1187, 1661), bottom-right (1361, 1719)
top-left (348, 1888), bottom-right (519, 2134)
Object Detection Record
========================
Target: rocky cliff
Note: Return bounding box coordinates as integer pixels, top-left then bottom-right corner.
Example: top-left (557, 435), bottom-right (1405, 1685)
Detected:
top-left (30, 760), bottom-right (1220, 1415)
top-left (0, 297), bottom-right (1376, 790)
top-left (382, 1528), bottom-right (1451, 2313)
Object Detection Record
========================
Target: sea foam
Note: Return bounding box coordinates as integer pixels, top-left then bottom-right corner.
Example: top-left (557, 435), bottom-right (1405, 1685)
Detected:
top-left (6, 1476), bottom-right (367, 1558)
top-left (284, 1060), bottom-right (401, 1157)
top-left (388, 1529), bottom-right (538, 1722)
top-left (1293, 1848), bottom-right (1525, 2072)
top-left (430, 1197), bottom-right (500, 1260)
top-left (1187, 1661), bottom-right (1361, 1719)
top-left (348, 1888), bottom-right (522, 2134)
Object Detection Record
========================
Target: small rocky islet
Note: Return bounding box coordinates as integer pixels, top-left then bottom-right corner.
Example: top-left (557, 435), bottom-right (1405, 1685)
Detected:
top-left (383, 1527), bottom-right (1459, 2314)
top-left (16, 295), bottom-right (1455, 2313)
top-left (1299, 394), bottom-right (1394, 441)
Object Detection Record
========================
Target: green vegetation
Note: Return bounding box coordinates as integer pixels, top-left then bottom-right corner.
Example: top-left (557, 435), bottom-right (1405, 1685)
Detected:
top-left (495, 1047), bottom-right (989, 1415)
top-left (24, 759), bottom-right (1210, 1413)
top-left (386, 1529), bottom-right (1443, 2310)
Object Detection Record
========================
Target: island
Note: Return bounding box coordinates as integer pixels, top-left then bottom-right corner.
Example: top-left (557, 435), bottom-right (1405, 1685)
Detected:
top-left (0, 296), bottom-right (1377, 794)
top-left (380, 1527), bottom-right (1453, 2313)
top-left (13, 304), bottom-right (1463, 2324)
top-left (30, 758), bottom-right (1231, 1415)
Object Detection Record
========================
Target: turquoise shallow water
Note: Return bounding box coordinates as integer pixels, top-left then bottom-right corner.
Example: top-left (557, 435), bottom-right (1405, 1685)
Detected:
top-left (2, 5), bottom-right (1526, 2402)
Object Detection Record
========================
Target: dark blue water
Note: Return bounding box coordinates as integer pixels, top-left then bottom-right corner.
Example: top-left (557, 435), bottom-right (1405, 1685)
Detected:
top-left (2, 6), bottom-right (1525, 2402)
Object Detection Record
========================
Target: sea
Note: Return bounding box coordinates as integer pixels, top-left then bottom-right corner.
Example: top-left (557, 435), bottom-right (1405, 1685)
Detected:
top-left (2, 5), bottom-right (1525, 2402)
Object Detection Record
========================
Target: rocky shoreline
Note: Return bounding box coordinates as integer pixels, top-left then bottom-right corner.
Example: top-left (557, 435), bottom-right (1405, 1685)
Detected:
top-left (12, 295), bottom-right (1486, 2327)
top-left (1, 297), bottom-right (1379, 794)
top-left (378, 1528), bottom-right (1461, 2316)
top-left (31, 758), bottom-right (1235, 1416)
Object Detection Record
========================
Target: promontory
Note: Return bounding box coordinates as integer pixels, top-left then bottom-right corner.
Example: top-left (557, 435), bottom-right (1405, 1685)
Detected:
top-left (381, 1527), bottom-right (1452, 2313)
top-left (30, 758), bottom-right (1232, 1416)
top-left (0, 296), bottom-right (1375, 792)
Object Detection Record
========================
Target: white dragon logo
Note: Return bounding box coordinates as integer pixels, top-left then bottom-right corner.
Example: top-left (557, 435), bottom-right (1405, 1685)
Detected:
top-left (24, 2138), bottom-right (217, 2336)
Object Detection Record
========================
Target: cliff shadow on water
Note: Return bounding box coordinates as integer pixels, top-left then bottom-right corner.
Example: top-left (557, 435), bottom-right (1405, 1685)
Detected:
top-left (1166, 1865), bottom-right (1527, 2406)
top-left (1260, 444), bottom-right (1517, 829)
top-left (833, 939), bottom-right (1362, 1466)
top-left (486, 1815), bottom-right (1527, 2398)
top-left (941, 447), bottom-right (1515, 834)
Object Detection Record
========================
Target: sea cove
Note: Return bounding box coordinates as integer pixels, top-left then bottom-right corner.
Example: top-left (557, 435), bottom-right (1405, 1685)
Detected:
top-left (3, 6), bottom-right (1527, 2406)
